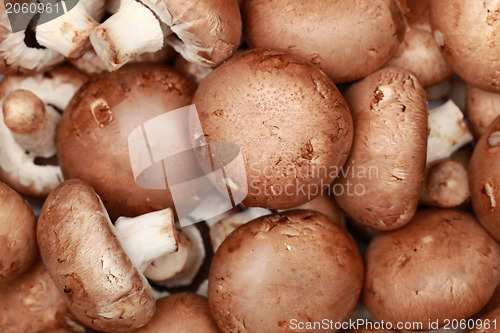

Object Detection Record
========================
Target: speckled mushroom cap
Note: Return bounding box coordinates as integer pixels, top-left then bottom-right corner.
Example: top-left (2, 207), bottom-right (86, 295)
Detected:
top-left (335, 67), bottom-right (428, 230)
top-left (430, 0), bottom-right (500, 93)
top-left (363, 209), bottom-right (500, 330)
top-left (193, 49), bottom-right (353, 209)
top-left (37, 179), bottom-right (156, 333)
top-left (0, 258), bottom-right (80, 333)
top-left (469, 116), bottom-right (500, 242)
top-left (466, 84), bottom-right (500, 138)
top-left (135, 293), bottom-right (221, 333)
top-left (208, 210), bottom-right (364, 333)
top-left (57, 63), bottom-right (195, 219)
top-left (0, 181), bottom-right (36, 284)
top-left (242, 0), bottom-right (406, 83)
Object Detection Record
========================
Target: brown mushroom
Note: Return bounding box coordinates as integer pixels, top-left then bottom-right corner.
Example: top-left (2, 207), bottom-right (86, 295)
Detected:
top-left (466, 84), bottom-right (500, 139)
top-left (430, 1), bottom-right (500, 93)
top-left (208, 210), bottom-right (364, 332)
top-left (193, 49), bottom-right (353, 209)
top-left (57, 63), bottom-right (195, 219)
top-left (0, 181), bottom-right (36, 284)
top-left (469, 116), bottom-right (500, 242)
top-left (37, 179), bottom-right (178, 332)
top-left (243, 0), bottom-right (406, 83)
top-left (363, 209), bottom-right (500, 330)
top-left (385, 0), bottom-right (454, 87)
top-left (334, 67), bottom-right (428, 230)
top-left (0, 258), bottom-right (83, 333)
top-left (134, 293), bottom-right (220, 333)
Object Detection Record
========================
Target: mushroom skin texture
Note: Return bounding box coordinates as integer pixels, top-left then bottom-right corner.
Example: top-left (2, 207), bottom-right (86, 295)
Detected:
top-left (57, 63), bottom-right (195, 219)
top-left (334, 68), bottom-right (428, 230)
top-left (0, 181), bottom-right (36, 284)
top-left (466, 84), bottom-right (500, 139)
top-left (0, 259), bottom-right (82, 333)
top-left (134, 293), bottom-right (221, 333)
top-left (363, 209), bottom-right (500, 330)
top-left (385, 0), bottom-right (454, 87)
top-left (193, 49), bottom-right (353, 209)
top-left (37, 179), bottom-right (157, 332)
top-left (469, 308), bottom-right (500, 333)
top-left (208, 210), bottom-right (364, 333)
top-left (242, 0), bottom-right (406, 83)
top-left (469, 116), bottom-right (500, 242)
top-left (430, 0), bottom-right (500, 93)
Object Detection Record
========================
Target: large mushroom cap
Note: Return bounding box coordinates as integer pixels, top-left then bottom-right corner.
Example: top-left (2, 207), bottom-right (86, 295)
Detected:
top-left (57, 63), bottom-right (196, 219)
top-left (135, 293), bottom-right (220, 333)
top-left (37, 179), bottom-right (156, 332)
top-left (208, 210), bottom-right (363, 333)
top-left (193, 49), bottom-right (353, 209)
top-left (0, 181), bottom-right (36, 284)
top-left (363, 209), bottom-right (500, 330)
top-left (430, 0), bottom-right (500, 92)
top-left (243, 0), bottom-right (406, 83)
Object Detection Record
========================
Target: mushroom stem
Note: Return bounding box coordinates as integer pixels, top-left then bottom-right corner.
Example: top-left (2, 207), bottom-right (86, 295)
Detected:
top-left (427, 100), bottom-right (473, 164)
top-left (420, 159), bottom-right (469, 208)
top-left (114, 208), bottom-right (178, 273)
top-left (36, 2), bottom-right (99, 58)
top-left (89, 0), bottom-right (165, 71)
top-left (144, 225), bottom-right (205, 287)
top-left (2, 90), bottom-right (60, 158)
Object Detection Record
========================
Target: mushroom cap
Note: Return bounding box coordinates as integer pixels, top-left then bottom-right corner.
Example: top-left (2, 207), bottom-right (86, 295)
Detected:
top-left (208, 210), bottom-right (364, 333)
top-left (385, 0), bottom-right (453, 87)
top-left (57, 63), bottom-right (195, 219)
top-left (135, 293), bottom-right (221, 333)
top-left (0, 258), bottom-right (80, 333)
top-left (141, 0), bottom-right (241, 67)
top-left (193, 49), bottom-right (353, 209)
top-left (37, 179), bottom-right (156, 332)
top-left (363, 209), bottom-right (500, 329)
top-left (2, 90), bottom-right (46, 134)
top-left (335, 67), bottom-right (428, 230)
top-left (0, 181), bottom-right (36, 284)
top-left (430, 0), bottom-right (500, 93)
top-left (242, 0), bottom-right (406, 83)
top-left (469, 116), bottom-right (500, 242)
top-left (466, 84), bottom-right (500, 138)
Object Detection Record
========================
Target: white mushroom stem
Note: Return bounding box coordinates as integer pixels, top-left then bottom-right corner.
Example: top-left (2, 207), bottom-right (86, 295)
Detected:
top-left (427, 100), bottom-right (473, 164)
top-left (210, 207), bottom-right (271, 252)
top-left (114, 208), bottom-right (178, 273)
top-left (144, 225), bottom-right (205, 287)
top-left (89, 0), bottom-right (164, 71)
top-left (36, 2), bottom-right (100, 58)
top-left (2, 90), bottom-right (60, 158)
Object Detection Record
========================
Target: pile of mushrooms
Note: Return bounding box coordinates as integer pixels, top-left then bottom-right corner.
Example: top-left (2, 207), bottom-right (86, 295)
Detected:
top-left (1, 0), bottom-right (500, 332)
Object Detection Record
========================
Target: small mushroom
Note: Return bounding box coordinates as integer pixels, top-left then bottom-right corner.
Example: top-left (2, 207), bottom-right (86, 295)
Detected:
top-left (0, 181), bottom-right (36, 284)
top-left (208, 210), bottom-right (364, 332)
top-left (193, 49), bottom-right (353, 209)
top-left (385, 0), bottom-right (454, 87)
top-left (466, 84), bottom-right (500, 139)
top-left (37, 179), bottom-right (178, 332)
top-left (469, 116), bottom-right (500, 242)
top-left (0, 65), bottom-right (88, 197)
top-left (243, 0), bottom-right (406, 83)
top-left (363, 209), bottom-right (500, 330)
top-left (0, 258), bottom-right (84, 333)
top-left (35, 0), bottom-right (106, 58)
top-left (57, 63), bottom-right (195, 219)
top-left (134, 293), bottom-right (221, 333)
top-left (335, 67), bottom-right (428, 230)
top-left (144, 225), bottom-right (206, 288)
top-left (430, 0), bottom-right (500, 93)
top-left (90, 0), bottom-right (242, 70)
